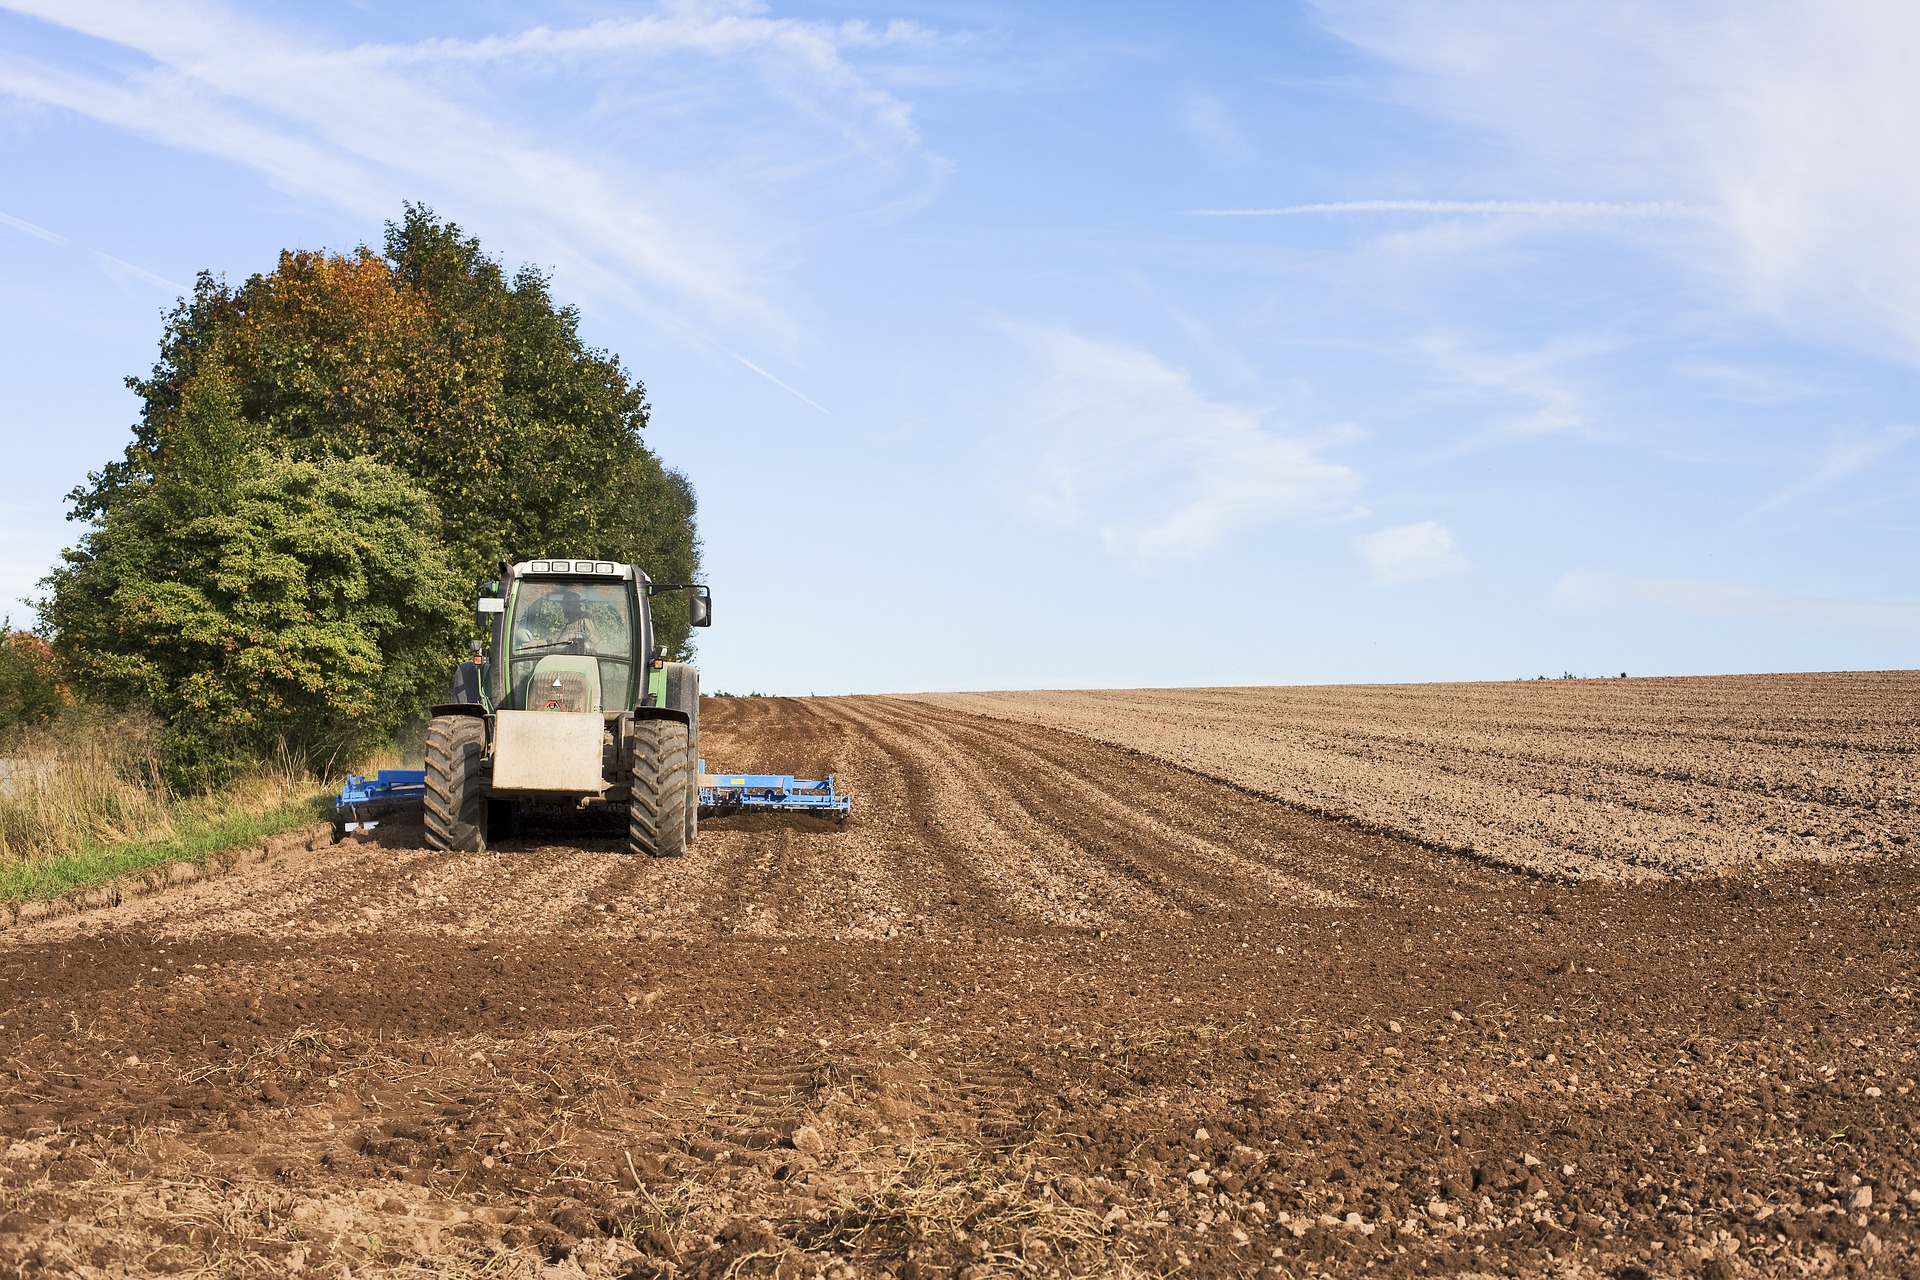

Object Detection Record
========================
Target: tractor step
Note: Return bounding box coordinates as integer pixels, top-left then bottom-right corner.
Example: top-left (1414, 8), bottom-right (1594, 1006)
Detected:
top-left (698, 760), bottom-right (850, 818)
top-left (337, 769), bottom-right (426, 832)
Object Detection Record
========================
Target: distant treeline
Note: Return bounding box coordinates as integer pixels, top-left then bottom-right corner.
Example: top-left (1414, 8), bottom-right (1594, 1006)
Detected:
top-left (23, 207), bottom-right (700, 787)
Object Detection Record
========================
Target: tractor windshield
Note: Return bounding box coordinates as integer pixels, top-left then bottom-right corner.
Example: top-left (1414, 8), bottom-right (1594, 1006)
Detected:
top-left (508, 580), bottom-right (636, 710)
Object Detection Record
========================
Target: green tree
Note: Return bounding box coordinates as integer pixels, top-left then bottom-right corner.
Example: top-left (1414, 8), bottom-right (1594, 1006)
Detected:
top-left (73, 204), bottom-right (701, 656)
top-left (44, 448), bottom-right (465, 788)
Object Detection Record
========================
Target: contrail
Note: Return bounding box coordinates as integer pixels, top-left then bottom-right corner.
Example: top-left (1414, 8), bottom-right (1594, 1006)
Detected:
top-left (1187, 200), bottom-right (1708, 218)
top-left (94, 251), bottom-right (188, 295)
top-left (0, 210), bottom-right (67, 243)
top-left (729, 351), bottom-right (830, 415)
top-left (635, 298), bottom-right (833, 415)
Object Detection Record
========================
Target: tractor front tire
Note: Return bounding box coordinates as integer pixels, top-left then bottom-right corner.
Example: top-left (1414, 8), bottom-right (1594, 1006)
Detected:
top-left (628, 719), bottom-right (691, 858)
top-left (424, 715), bottom-right (490, 851)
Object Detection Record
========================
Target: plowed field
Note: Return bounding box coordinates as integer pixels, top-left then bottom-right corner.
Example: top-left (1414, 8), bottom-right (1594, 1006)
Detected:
top-left (2, 685), bottom-right (1916, 1280)
top-left (917, 672), bottom-right (1920, 882)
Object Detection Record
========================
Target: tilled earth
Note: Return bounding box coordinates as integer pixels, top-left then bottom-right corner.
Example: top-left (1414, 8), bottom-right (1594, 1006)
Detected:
top-left (1, 692), bottom-right (1916, 1279)
top-left (918, 672), bottom-right (1920, 881)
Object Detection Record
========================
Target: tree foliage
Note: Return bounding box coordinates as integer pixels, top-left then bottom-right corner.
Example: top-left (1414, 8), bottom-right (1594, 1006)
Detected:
top-left (0, 625), bottom-right (68, 739)
top-left (74, 205), bottom-right (701, 655)
top-left (44, 446), bottom-right (464, 788)
top-left (49, 206), bottom-right (700, 782)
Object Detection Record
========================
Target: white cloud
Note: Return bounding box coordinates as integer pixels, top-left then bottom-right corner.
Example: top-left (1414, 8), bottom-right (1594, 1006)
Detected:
top-left (1558, 572), bottom-right (1920, 637)
top-left (1312, 0), bottom-right (1920, 366)
top-left (1746, 426), bottom-right (1915, 520)
top-left (1356, 520), bottom-right (1467, 585)
top-left (1675, 359), bottom-right (1817, 404)
top-left (0, 0), bottom-right (948, 356)
top-left (1000, 323), bottom-right (1362, 564)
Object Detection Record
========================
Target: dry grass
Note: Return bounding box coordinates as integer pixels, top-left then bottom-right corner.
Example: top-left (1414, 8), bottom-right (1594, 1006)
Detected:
top-left (0, 710), bottom-right (336, 900)
top-left (0, 710), bottom-right (174, 861)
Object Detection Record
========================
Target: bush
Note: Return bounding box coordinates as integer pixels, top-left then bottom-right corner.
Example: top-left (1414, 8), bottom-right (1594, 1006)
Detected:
top-left (43, 443), bottom-right (465, 788)
top-left (0, 625), bottom-right (67, 737)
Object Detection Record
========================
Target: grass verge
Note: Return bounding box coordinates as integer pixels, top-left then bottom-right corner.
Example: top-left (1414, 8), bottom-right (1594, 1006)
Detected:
top-left (0, 792), bottom-right (330, 905)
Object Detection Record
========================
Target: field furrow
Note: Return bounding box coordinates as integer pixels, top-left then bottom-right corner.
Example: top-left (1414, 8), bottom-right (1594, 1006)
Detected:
top-left (1, 686), bottom-right (1915, 1278)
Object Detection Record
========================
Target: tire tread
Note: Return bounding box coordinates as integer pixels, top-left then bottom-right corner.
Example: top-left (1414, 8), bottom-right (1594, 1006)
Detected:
top-left (424, 715), bottom-right (489, 851)
top-left (628, 720), bottom-right (690, 857)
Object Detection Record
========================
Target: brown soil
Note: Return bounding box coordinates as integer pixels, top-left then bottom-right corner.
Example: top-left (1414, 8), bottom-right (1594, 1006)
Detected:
top-left (1, 691), bottom-right (1915, 1279)
top-left (917, 673), bottom-right (1920, 881)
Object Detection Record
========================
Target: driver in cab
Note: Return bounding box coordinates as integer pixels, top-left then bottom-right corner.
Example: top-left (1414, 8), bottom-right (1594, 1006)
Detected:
top-left (516, 586), bottom-right (604, 653)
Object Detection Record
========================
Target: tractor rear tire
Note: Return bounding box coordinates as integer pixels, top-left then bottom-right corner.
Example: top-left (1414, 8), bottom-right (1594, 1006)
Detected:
top-left (662, 663), bottom-right (701, 849)
top-left (628, 719), bottom-right (690, 858)
top-left (424, 715), bottom-right (490, 851)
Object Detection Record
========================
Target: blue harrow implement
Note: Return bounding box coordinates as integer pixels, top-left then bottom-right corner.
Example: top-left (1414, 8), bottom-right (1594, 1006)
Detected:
top-left (335, 762), bottom-right (849, 832)
top-left (698, 760), bottom-right (851, 820)
top-left (336, 769), bottom-right (426, 834)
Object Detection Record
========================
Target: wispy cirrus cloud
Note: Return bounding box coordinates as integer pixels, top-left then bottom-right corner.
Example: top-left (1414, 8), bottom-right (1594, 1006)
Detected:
top-left (1176, 93), bottom-right (1257, 167)
top-left (1675, 358), bottom-right (1818, 404)
top-left (1415, 332), bottom-right (1610, 446)
top-left (0, 0), bottom-right (950, 366)
top-left (1310, 0), bottom-right (1920, 366)
top-left (1745, 426), bottom-right (1916, 521)
top-left (1000, 322), bottom-right (1362, 564)
top-left (1189, 199), bottom-right (1705, 218)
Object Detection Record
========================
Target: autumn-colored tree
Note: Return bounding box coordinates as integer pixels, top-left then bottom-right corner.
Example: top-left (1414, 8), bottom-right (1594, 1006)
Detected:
top-left (73, 205), bottom-right (701, 655)
top-left (0, 624), bottom-right (68, 738)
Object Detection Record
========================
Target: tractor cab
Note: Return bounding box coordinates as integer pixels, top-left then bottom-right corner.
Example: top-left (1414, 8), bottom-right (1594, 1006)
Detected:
top-left (499, 562), bottom-right (642, 714)
top-left (467, 558), bottom-right (711, 716)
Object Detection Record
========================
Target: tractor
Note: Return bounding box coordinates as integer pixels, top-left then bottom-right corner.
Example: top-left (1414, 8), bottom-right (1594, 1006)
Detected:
top-left (424, 557), bottom-right (711, 857)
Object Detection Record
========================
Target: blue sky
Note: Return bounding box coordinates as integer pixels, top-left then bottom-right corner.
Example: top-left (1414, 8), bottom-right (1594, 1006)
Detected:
top-left (2, 0), bottom-right (1917, 694)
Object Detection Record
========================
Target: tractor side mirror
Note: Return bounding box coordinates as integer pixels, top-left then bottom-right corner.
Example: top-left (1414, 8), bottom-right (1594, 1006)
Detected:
top-left (477, 597), bottom-right (506, 614)
top-left (689, 588), bottom-right (712, 628)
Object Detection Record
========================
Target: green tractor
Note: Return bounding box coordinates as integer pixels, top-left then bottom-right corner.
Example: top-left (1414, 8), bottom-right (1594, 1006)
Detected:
top-left (426, 557), bottom-right (711, 857)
